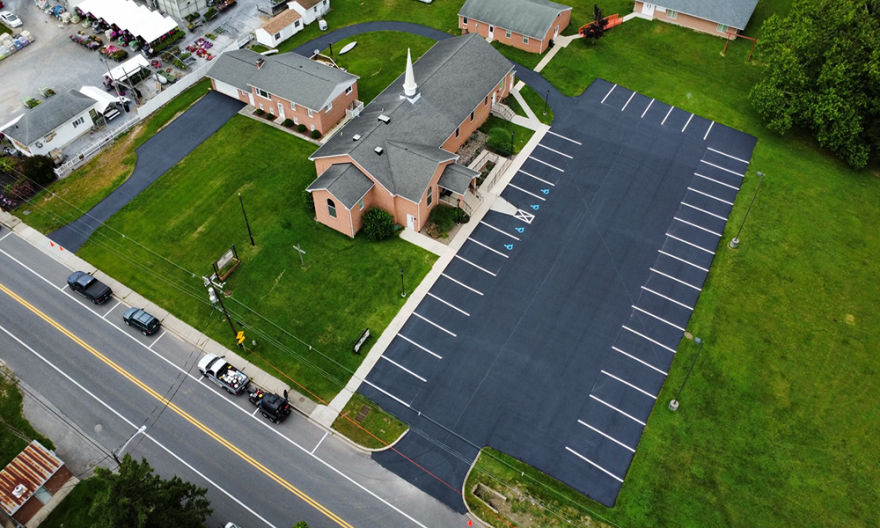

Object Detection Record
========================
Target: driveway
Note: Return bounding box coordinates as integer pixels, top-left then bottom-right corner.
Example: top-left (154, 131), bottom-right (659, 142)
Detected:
top-left (50, 91), bottom-right (244, 251)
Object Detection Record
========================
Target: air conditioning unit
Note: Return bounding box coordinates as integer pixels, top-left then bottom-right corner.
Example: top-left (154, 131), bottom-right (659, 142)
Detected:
top-left (353, 134), bottom-right (361, 141)
top-left (377, 114), bottom-right (391, 124)
top-left (374, 146), bottom-right (384, 155)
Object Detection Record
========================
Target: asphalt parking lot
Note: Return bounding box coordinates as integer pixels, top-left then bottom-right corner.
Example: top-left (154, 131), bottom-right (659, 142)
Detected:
top-left (361, 78), bottom-right (757, 509)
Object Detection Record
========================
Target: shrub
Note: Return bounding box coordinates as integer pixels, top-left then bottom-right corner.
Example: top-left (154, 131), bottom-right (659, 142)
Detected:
top-left (204, 7), bottom-right (218, 20)
top-left (362, 208), bottom-right (395, 241)
top-left (7, 178), bottom-right (35, 201)
top-left (21, 155), bottom-right (57, 187)
top-left (254, 108), bottom-right (265, 116)
top-left (310, 129), bottom-right (322, 139)
top-left (429, 205), bottom-right (456, 233)
top-left (453, 207), bottom-right (470, 224)
top-left (265, 113), bottom-right (276, 121)
top-left (282, 118), bottom-right (294, 127)
top-left (297, 124), bottom-right (307, 133)
top-left (184, 12), bottom-right (200, 22)
top-left (486, 127), bottom-right (512, 156)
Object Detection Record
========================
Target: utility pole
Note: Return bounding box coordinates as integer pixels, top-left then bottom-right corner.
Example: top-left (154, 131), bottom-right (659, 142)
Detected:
top-left (207, 282), bottom-right (238, 342)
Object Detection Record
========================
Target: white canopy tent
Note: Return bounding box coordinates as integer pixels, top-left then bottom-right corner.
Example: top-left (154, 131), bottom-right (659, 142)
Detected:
top-left (79, 86), bottom-right (128, 113)
top-left (102, 54), bottom-right (150, 83)
top-left (77, 0), bottom-right (179, 44)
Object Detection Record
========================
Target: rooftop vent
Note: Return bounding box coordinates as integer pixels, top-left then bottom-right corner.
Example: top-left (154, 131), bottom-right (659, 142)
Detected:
top-left (256, 58), bottom-right (265, 69)
top-left (377, 114), bottom-right (391, 124)
top-left (12, 484), bottom-right (26, 499)
top-left (352, 134), bottom-right (361, 141)
top-left (374, 146), bottom-right (384, 155)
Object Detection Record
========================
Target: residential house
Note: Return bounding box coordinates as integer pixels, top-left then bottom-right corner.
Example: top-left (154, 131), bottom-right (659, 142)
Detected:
top-left (207, 49), bottom-right (360, 136)
top-left (0, 441), bottom-right (75, 528)
top-left (1, 91), bottom-right (98, 158)
top-left (459, 0), bottom-right (572, 54)
top-left (634, 1), bottom-right (759, 39)
top-left (307, 33), bottom-right (515, 238)
top-left (289, 0), bottom-right (329, 26)
top-left (255, 8), bottom-right (303, 47)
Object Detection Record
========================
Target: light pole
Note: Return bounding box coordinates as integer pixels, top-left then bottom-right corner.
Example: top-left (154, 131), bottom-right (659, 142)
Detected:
top-left (238, 192), bottom-right (255, 246)
top-left (99, 54), bottom-right (122, 99)
top-left (543, 89), bottom-right (550, 116)
top-left (729, 171), bottom-right (764, 248)
top-left (668, 337), bottom-right (704, 411)
top-left (400, 269), bottom-right (406, 298)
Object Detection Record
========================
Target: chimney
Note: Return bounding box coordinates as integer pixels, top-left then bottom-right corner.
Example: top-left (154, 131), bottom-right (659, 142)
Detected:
top-left (402, 48), bottom-right (418, 100)
top-left (256, 58), bottom-right (265, 69)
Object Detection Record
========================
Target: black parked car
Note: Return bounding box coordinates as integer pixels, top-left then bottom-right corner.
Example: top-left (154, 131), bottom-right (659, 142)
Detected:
top-left (122, 307), bottom-right (161, 335)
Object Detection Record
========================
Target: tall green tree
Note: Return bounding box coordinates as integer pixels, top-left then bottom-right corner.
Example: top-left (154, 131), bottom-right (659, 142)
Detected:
top-left (749, 0), bottom-right (880, 168)
top-left (90, 454), bottom-right (212, 528)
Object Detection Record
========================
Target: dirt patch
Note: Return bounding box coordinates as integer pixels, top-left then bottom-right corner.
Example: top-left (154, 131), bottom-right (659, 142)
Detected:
top-left (845, 313), bottom-right (855, 326)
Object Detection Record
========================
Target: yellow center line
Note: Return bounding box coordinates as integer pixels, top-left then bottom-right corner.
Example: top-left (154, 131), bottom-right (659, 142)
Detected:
top-left (0, 282), bottom-right (353, 528)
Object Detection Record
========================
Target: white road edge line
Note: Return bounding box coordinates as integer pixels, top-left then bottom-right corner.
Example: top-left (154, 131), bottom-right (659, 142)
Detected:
top-left (681, 201), bottom-right (728, 221)
top-left (687, 186), bottom-right (733, 206)
top-left (650, 267), bottom-right (702, 292)
top-left (479, 221), bottom-right (520, 241)
top-left (102, 300), bottom-right (121, 320)
top-left (578, 419), bottom-right (637, 452)
top-left (537, 143), bottom-right (574, 159)
top-left (694, 172), bottom-right (740, 191)
top-left (681, 113), bottom-right (694, 133)
top-left (661, 106), bottom-right (674, 125)
top-left (600, 370), bottom-right (657, 401)
top-left (362, 380), bottom-right (411, 409)
top-left (468, 237), bottom-right (510, 258)
top-left (700, 159), bottom-right (745, 177)
top-left (565, 446), bottom-right (624, 483)
top-left (454, 255), bottom-right (497, 277)
top-left (0, 230), bottom-right (12, 242)
top-left (658, 249), bottom-right (709, 272)
top-left (440, 273), bottom-right (484, 296)
top-left (600, 84), bottom-right (617, 104)
top-left (427, 292), bottom-right (470, 316)
top-left (518, 169), bottom-right (555, 187)
top-left (640, 98), bottom-right (654, 118)
top-left (631, 305), bottom-right (686, 331)
top-left (641, 286), bottom-right (694, 311)
top-left (703, 121), bottom-right (715, 141)
top-left (621, 91), bottom-right (636, 112)
top-left (707, 146), bottom-right (749, 164)
top-left (147, 330), bottom-right (167, 350)
top-left (508, 183), bottom-right (546, 201)
top-left (311, 432), bottom-right (328, 455)
top-left (381, 356), bottom-right (427, 382)
top-left (666, 233), bottom-right (716, 255)
top-left (547, 130), bottom-right (582, 145)
top-left (622, 325), bottom-right (678, 354)
top-left (611, 346), bottom-right (668, 376)
top-left (674, 216), bottom-right (722, 237)
top-left (589, 394), bottom-right (647, 426)
top-left (412, 312), bottom-right (457, 337)
top-left (528, 156), bottom-right (565, 173)
top-left (397, 334), bottom-right (443, 360)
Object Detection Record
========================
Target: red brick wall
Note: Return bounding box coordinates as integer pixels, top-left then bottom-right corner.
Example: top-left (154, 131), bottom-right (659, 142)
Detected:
top-left (441, 70), bottom-right (514, 153)
top-left (250, 81), bottom-right (358, 135)
top-left (459, 11), bottom-right (570, 53)
top-left (635, 2), bottom-right (740, 39)
top-left (311, 188), bottom-right (355, 237)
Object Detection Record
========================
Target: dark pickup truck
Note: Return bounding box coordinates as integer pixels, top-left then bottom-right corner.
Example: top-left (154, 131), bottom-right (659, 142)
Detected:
top-left (67, 271), bottom-right (113, 304)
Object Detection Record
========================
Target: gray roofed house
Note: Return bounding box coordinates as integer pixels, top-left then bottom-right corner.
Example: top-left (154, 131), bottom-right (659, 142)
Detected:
top-left (459, 0), bottom-right (572, 40)
top-left (655, 0), bottom-right (758, 30)
top-left (2, 91), bottom-right (97, 157)
top-left (306, 163), bottom-right (374, 209)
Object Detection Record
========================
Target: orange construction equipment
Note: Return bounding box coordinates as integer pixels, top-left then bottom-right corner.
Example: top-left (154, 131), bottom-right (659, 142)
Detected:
top-left (579, 13), bottom-right (622, 36)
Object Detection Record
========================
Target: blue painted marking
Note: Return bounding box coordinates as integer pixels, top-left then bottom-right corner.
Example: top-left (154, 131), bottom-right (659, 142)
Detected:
top-left (504, 244), bottom-right (514, 251)
top-left (541, 189), bottom-right (550, 195)
top-left (515, 227), bottom-right (525, 233)
top-left (531, 204), bottom-right (540, 211)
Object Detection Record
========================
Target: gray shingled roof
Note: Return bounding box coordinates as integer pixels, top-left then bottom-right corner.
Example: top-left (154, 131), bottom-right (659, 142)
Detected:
top-left (459, 0), bottom-right (572, 40)
top-left (439, 163), bottom-right (479, 196)
top-left (306, 163), bottom-right (374, 209)
top-left (207, 49), bottom-right (357, 111)
top-left (658, 0), bottom-right (758, 30)
top-left (2, 91), bottom-right (95, 145)
top-left (310, 33), bottom-right (514, 203)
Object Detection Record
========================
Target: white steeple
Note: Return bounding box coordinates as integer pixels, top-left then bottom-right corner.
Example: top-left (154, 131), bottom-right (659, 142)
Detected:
top-left (402, 48), bottom-right (418, 99)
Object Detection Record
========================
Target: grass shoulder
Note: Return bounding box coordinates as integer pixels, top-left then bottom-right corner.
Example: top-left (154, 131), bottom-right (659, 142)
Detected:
top-left (0, 370), bottom-right (54, 466)
top-left (519, 84), bottom-right (554, 125)
top-left (491, 41), bottom-right (543, 70)
top-left (479, 115), bottom-right (534, 155)
top-left (331, 392), bottom-right (407, 449)
top-left (40, 477), bottom-right (108, 528)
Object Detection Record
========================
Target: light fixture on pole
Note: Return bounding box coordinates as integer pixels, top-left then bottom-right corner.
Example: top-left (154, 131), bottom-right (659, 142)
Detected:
top-left (729, 171), bottom-right (765, 248)
top-left (668, 336), bottom-right (704, 411)
top-left (400, 268), bottom-right (406, 298)
top-left (238, 192), bottom-right (255, 246)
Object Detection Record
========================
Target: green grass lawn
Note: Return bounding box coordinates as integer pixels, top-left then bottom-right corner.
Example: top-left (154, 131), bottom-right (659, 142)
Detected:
top-left (565, 0), bottom-right (637, 36)
top-left (0, 372), bottom-right (54, 466)
top-left (331, 392), bottom-right (408, 449)
top-left (519, 84), bottom-right (554, 124)
top-left (77, 116), bottom-right (436, 402)
top-left (479, 115), bottom-right (534, 154)
top-left (322, 32), bottom-right (435, 104)
top-left (491, 40), bottom-right (543, 70)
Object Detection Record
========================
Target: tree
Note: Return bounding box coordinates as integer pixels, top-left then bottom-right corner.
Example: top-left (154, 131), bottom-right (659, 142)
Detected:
top-left (293, 523), bottom-right (310, 528)
top-left (362, 207), bottom-right (395, 241)
top-left (580, 5), bottom-right (609, 41)
top-left (20, 154), bottom-right (56, 187)
top-left (749, 0), bottom-right (880, 168)
top-left (90, 454), bottom-right (212, 528)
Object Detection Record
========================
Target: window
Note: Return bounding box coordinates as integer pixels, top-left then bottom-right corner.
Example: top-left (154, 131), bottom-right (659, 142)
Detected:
top-left (666, 9), bottom-right (677, 19)
top-left (295, 20), bottom-right (301, 27)
top-left (323, 0), bottom-right (328, 5)
top-left (462, 16), bottom-right (467, 25)
top-left (523, 35), bottom-right (529, 44)
top-left (358, 198), bottom-right (364, 210)
top-left (498, 78), bottom-right (504, 90)
top-left (256, 88), bottom-right (270, 98)
top-left (484, 95), bottom-right (489, 106)
top-left (327, 199), bottom-right (336, 218)
top-left (274, 32), bottom-right (281, 40)
top-left (455, 127), bottom-right (460, 138)
top-left (345, 85), bottom-right (352, 94)
top-left (307, 108), bottom-right (314, 118)
top-left (427, 186), bottom-right (433, 206)
top-left (258, 103), bottom-right (264, 111)
top-left (72, 117), bottom-right (85, 128)
top-left (470, 111), bottom-right (474, 121)
top-left (327, 102), bottom-right (332, 111)
top-left (506, 29), bottom-right (511, 38)
top-left (717, 23), bottom-right (729, 33)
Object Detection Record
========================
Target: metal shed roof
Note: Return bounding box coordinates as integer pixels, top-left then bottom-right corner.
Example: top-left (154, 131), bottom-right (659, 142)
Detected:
top-left (0, 441), bottom-right (64, 517)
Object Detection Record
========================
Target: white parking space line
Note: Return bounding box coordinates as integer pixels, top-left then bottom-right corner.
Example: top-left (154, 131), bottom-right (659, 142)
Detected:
top-left (547, 130), bottom-right (582, 145)
top-left (427, 292), bottom-right (470, 316)
top-left (640, 99), bottom-right (654, 118)
top-left (363, 380), bottom-right (411, 408)
top-left (695, 172), bottom-right (740, 191)
top-left (681, 113), bottom-right (694, 133)
top-left (674, 216), bottom-right (722, 237)
top-left (688, 186), bottom-right (733, 206)
top-left (398, 334), bottom-right (443, 359)
top-left (601, 370), bottom-right (657, 401)
top-left (381, 356), bottom-right (427, 382)
top-left (508, 183), bottom-right (546, 201)
top-left (578, 419), bottom-right (636, 453)
top-left (252, 407), bottom-right (261, 416)
top-left (412, 312), bottom-right (457, 337)
top-left (0, 230), bottom-right (12, 242)
top-left (641, 286), bottom-right (693, 311)
top-left (658, 249), bottom-right (709, 272)
top-left (700, 159), bottom-right (744, 177)
top-left (441, 273), bottom-right (484, 296)
top-left (589, 394), bottom-right (647, 426)
top-left (102, 300), bottom-right (121, 320)
top-left (682, 201), bottom-right (728, 221)
top-left (518, 169), bottom-right (555, 187)
top-left (600, 84), bottom-right (617, 104)
top-left (480, 221), bottom-right (520, 241)
top-left (621, 91), bottom-right (636, 112)
top-left (565, 446), bottom-right (625, 483)
top-left (622, 325), bottom-right (678, 354)
top-left (650, 267), bottom-right (702, 292)
top-left (454, 255), bottom-right (497, 277)
top-left (612, 346), bottom-right (668, 376)
top-left (147, 330), bottom-right (167, 350)
top-left (528, 156), bottom-right (564, 173)
top-left (666, 233), bottom-right (716, 255)
top-left (537, 143), bottom-right (573, 159)
top-left (311, 431), bottom-right (328, 455)
top-left (468, 237), bottom-right (510, 258)
top-left (707, 146), bottom-right (749, 164)
top-left (703, 121), bottom-right (715, 140)
top-left (661, 106), bottom-right (674, 125)
top-left (631, 305), bottom-right (686, 331)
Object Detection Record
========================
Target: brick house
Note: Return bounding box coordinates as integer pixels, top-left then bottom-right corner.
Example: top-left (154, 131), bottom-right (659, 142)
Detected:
top-left (208, 49), bottom-right (360, 136)
top-left (634, 1), bottom-right (759, 39)
top-left (0, 441), bottom-right (74, 528)
top-left (459, 0), bottom-right (572, 54)
top-left (307, 34), bottom-right (514, 238)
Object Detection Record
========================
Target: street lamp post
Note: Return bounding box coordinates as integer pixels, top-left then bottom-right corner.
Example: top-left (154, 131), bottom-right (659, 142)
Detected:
top-left (543, 89), bottom-right (550, 116)
top-left (400, 269), bottom-right (406, 298)
top-left (729, 171), bottom-right (765, 248)
top-left (238, 192), bottom-right (255, 246)
top-left (668, 337), bottom-right (704, 411)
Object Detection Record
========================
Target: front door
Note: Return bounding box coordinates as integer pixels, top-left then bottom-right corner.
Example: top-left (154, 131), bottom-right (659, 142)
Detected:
top-left (488, 25), bottom-right (494, 39)
top-left (406, 214), bottom-right (415, 231)
top-left (641, 2), bottom-right (655, 16)
top-left (492, 92), bottom-right (496, 106)
top-left (277, 102), bottom-right (285, 120)
top-left (247, 92), bottom-right (254, 107)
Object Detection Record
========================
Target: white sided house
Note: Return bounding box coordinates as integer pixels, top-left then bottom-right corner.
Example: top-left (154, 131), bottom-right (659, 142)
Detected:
top-left (255, 8), bottom-right (303, 47)
top-left (288, 0), bottom-right (329, 26)
top-left (1, 92), bottom-right (98, 157)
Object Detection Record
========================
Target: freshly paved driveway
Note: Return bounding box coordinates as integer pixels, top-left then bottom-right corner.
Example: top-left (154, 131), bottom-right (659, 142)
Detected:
top-left (50, 91), bottom-right (244, 252)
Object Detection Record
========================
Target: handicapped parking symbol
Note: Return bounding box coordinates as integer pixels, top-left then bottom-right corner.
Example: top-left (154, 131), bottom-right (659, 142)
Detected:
top-left (515, 227), bottom-right (525, 233)
top-left (531, 204), bottom-right (540, 210)
top-left (541, 188), bottom-right (550, 195)
top-left (504, 243), bottom-right (514, 251)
